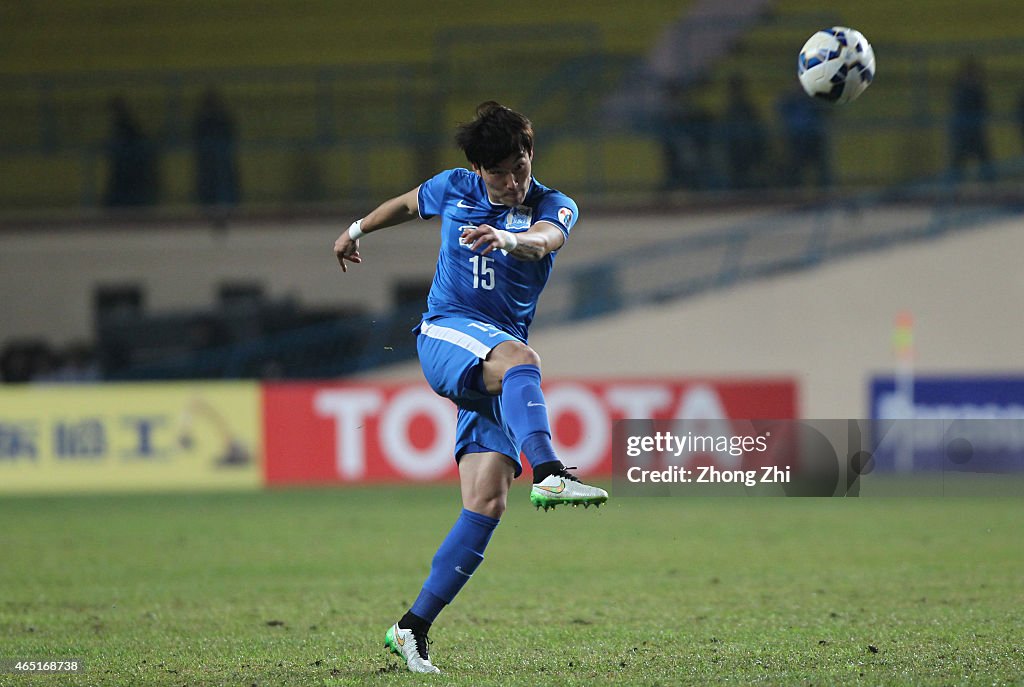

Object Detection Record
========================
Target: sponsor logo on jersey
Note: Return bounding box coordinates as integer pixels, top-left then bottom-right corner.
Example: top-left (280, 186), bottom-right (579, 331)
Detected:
top-left (557, 207), bottom-right (573, 228)
top-left (505, 205), bottom-right (533, 230)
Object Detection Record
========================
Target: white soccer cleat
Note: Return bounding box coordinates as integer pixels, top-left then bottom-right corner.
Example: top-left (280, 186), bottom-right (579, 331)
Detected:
top-left (384, 623), bottom-right (440, 674)
top-left (530, 467), bottom-right (608, 511)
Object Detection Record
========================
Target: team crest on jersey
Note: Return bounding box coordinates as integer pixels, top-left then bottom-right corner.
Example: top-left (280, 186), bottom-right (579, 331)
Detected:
top-left (557, 207), bottom-right (573, 228)
top-left (505, 205), bottom-right (533, 230)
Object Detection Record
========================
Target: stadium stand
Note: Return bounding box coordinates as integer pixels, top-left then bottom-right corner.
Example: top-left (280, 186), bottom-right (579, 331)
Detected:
top-left (2, 2), bottom-right (1023, 382)
top-left (5, 0), bottom-right (1022, 212)
top-left (681, 1), bottom-right (1024, 185)
top-left (0, 1), bottom-right (687, 209)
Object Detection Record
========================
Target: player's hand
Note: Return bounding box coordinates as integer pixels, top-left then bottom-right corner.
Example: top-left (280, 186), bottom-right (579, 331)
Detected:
top-left (461, 224), bottom-right (514, 256)
top-left (334, 229), bottom-right (362, 273)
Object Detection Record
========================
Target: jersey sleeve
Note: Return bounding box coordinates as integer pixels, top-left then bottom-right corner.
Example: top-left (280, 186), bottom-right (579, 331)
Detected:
top-left (534, 191), bottom-right (579, 241)
top-left (417, 169), bottom-right (457, 219)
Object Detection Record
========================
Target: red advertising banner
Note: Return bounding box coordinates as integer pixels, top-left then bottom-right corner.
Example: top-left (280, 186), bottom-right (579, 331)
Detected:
top-left (262, 379), bottom-right (797, 484)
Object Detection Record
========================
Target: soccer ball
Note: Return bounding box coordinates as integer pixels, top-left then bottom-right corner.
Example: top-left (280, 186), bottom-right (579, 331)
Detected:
top-left (797, 27), bottom-right (875, 104)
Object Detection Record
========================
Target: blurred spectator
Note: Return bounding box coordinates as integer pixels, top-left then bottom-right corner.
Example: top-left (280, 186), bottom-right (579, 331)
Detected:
top-left (949, 57), bottom-right (992, 181)
top-left (104, 96), bottom-right (159, 207)
top-left (660, 82), bottom-right (714, 190)
top-left (776, 86), bottom-right (831, 187)
top-left (722, 74), bottom-right (769, 189)
top-left (192, 89), bottom-right (240, 211)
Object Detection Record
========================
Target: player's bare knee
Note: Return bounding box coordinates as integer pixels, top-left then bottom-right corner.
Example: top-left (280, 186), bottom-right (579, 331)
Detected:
top-left (482, 342), bottom-right (541, 394)
top-left (516, 345), bottom-right (541, 370)
top-left (491, 341), bottom-right (540, 373)
top-left (484, 496), bottom-right (506, 519)
top-left (466, 493), bottom-right (506, 519)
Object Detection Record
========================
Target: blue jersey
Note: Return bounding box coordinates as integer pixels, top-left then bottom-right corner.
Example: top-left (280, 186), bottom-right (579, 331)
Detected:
top-left (417, 168), bottom-right (578, 342)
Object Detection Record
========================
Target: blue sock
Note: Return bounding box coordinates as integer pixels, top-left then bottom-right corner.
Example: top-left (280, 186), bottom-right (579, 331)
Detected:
top-left (501, 364), bottom-right (559, 469)
top-left (410, 509), bottom-right (499, 624)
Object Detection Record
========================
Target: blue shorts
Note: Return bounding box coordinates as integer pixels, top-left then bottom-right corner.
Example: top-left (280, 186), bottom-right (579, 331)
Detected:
top-left (415, 315), bottom-right (524, 476)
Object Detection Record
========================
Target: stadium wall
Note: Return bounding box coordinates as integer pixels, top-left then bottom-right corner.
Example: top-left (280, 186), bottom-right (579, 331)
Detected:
top-left (367, 214), bottom-right (1024, 418)
top-left (2, 210), bottom-right (1022, 419)
top-left (0, 210), bottom-right (761, 346)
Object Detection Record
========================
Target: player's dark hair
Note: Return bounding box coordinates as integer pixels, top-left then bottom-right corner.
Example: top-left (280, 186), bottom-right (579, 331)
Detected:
top-left (454, 101), bottom-right (534, 170)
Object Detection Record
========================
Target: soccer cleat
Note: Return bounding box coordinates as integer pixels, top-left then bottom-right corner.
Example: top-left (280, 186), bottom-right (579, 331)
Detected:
top-left (530, 466), bottom-right (608, 510)
top-left (385, 623), bottom-right (440, 674)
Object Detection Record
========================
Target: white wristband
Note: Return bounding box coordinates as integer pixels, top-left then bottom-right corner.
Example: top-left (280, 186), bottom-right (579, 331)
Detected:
top-left (497, 229), bottom-right (518, 252)
top-left (348, 219), bottom-right (364, 240)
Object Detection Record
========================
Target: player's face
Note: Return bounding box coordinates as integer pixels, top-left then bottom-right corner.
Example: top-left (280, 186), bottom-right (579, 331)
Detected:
top-left (475, 151), bottom-right (532, 207)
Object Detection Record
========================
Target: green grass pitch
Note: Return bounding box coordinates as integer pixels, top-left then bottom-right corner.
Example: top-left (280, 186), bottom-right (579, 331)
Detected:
top-left (1, 486), bottom-right (1021, 686)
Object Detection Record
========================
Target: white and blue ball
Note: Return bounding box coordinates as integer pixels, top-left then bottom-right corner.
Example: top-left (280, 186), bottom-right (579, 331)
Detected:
top-left (797, 27), bottom-right (875, 104)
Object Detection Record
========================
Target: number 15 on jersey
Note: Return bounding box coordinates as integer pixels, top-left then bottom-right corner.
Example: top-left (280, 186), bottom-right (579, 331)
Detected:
top-left (470, 255), bottom-right (495, 290)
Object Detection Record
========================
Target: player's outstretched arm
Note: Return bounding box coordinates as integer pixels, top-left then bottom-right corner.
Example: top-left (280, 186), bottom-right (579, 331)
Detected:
top-left (460, 221), bottom-right (565, 262)
top-left (334, 187), bottom-right (421, 272)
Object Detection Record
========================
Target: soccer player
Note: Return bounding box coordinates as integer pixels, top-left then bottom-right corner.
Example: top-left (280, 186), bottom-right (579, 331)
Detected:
top-left (334, 101), bottom-right (608, 674)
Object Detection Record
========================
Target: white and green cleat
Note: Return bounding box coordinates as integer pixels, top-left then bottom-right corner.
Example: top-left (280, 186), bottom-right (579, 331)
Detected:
top-left (530, 467), bottom-right (608, 511)
top-left (384, 623), bottom-right (440, 674)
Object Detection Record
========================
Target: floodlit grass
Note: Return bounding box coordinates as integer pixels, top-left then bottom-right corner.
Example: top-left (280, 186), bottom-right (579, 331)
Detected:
top-left (1, 486), bottom-right (1022, 685)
